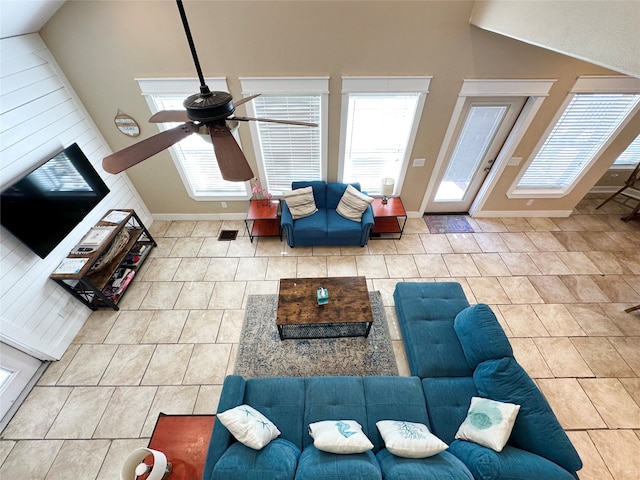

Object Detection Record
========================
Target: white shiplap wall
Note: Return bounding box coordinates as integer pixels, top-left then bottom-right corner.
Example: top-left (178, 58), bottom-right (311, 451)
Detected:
top-left (0, 33), bottom-right (151, 361)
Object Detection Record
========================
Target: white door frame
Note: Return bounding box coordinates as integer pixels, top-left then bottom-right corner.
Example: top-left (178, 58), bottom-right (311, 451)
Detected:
top-left (420, 79), bottom-right (556, 216)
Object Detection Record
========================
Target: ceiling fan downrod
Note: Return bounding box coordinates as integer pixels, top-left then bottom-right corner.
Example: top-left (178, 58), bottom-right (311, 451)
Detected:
top-left (176, 0), bottom-right (210, 96)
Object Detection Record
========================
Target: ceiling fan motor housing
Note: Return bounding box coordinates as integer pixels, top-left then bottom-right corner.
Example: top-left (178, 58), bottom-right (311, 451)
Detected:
top-left (183, 91), bottom-right (235, 122)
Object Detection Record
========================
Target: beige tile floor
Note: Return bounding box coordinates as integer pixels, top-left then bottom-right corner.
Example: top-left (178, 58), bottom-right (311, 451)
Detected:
top-left (1, 194), bottom-right (639, 479)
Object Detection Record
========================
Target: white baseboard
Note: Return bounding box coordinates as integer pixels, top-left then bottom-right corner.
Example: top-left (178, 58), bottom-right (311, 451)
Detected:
top-left (470, 210), bottom-right (574, 218)
top-left (151, 212), bottom-right (246, 221)
top-left (589, 186), bottom-right (619, 194)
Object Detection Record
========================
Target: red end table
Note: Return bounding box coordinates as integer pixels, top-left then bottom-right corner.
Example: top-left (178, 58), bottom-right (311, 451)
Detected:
top-left (371, 197), bottom-right (407, 240)
top-left (245, 199), bottom-right (281, 242)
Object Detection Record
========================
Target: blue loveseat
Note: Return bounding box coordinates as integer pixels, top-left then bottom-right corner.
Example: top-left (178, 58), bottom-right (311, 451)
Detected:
top-left (281, 181), bottom-right (374, 247)
top-left (202, 281), bottom-right (582, 480)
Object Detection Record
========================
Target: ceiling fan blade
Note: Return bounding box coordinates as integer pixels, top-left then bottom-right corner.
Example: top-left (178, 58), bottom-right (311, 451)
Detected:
top-left (103, 122), bottom-right (198, 174)
top-left (149, 110), bottom-right (190, 123)
top-left (233, 94), bottom-right (261, 108)
top-left (231, 115), bottom-right (318, 127)
top-left (208, 124), bottom-right (254, 182)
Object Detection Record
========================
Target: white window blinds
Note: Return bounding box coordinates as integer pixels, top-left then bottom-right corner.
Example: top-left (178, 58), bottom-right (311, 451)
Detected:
top-left (342, 94), bottom-right (419, 194)
top-left (517, 93), bottom-right (640, 190)
top-left (250, 95), bottom-right (322, 193)
top-left (614, 134), bottom-right (640, 166)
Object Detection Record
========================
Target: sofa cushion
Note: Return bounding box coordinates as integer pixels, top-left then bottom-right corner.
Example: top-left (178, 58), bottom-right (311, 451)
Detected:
top-left (362, 376), bottom-right (430, 452)
top-left (448, 441), bottom-right (577, 480)
top-left (421, 377), bottom-right (478, 444)
top-left (336, 184), bottom-right (374, 222)
top-left (303, 376), bottom-right (368, 449)
top-left (394, 282), bottom-right (472, 378)
top-left (376, 420), bottom-right (447, 458)
top-left (326, 182), bottom-right (361, 209)
top-left (217, 404), bottom-right (281, 450)
top-left (473, 357), bottom-right (582, 473)
top-left (283, 186), bottom-right (318, 220)
top-left (326, 210), bottom-right (364, 238)
top-left (212, 438), bottom-right (300, 480)
top-left (309, 420), bottom-right (374, 454)
top-left (454, 397), bottom-right (520, 452)
top-left (293, 180), bottom-right (327, 208)
top-left (244, 377), bottom-right (306, 449)
top-left (292, 209), bottom-right (327, 239)
top-left (376, 448), bottom-right (474, 480)
top-left (295, 445), bottom-right (382, 480)
top-left (454, 304), bottom-right (513, 369)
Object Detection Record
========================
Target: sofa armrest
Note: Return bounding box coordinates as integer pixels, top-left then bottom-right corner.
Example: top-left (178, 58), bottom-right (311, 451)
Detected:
top-left (360, 205), bottom-right (374, 245)
top-left (281, 202), bottom-right (294, 247)
top-left (201, 375), bottom-right (246, 480)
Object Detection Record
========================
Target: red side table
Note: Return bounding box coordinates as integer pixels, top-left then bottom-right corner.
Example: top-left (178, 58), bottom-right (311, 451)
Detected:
top-left (245, 199), bottom-right (281, 242)
top-left (371, 197), bottom-right (407, 240)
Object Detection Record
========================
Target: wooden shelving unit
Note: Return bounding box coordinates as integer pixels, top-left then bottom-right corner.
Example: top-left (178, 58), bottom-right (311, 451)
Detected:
top-left (50, 209), bottom-right (156, 310)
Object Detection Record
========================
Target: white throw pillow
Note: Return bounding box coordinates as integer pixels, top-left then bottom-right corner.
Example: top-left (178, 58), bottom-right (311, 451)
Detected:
top-left (217, 404), bottom-right (281, 450)
top-left (455, 397), bottom-right (520, 452)
top-left (336, 184), bottom-right (374, 222)
top-left (376, 420), bottom-right (448, 458)
top-left (283, 186), bottom-right (318, 220)
top-left (308, 420), bottom-right (374, 454)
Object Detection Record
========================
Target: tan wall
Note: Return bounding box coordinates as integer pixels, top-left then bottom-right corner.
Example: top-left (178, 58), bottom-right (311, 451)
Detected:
top-left (40, 0), bottom-right (637, 215)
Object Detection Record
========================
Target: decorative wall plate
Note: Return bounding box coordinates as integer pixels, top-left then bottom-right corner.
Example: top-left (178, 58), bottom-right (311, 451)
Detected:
top-left (114, 110), bottom-right (140, 137)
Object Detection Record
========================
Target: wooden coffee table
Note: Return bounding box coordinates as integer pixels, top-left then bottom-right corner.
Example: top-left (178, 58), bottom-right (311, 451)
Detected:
top-left (276, 276), bottom-right (373, 340)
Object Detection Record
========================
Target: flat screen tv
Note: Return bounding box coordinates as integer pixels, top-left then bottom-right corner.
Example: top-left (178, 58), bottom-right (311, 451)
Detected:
top-left (1, 143), bottom-right (110, 259)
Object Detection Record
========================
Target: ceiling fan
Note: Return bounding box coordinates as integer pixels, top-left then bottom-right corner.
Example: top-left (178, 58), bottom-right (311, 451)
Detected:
top-left (103, 0), bottom-right (317, 182)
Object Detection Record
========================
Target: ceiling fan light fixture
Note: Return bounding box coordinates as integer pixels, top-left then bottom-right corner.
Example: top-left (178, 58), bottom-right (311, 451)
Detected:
top-left (183, 91), bottom-right (235, 122)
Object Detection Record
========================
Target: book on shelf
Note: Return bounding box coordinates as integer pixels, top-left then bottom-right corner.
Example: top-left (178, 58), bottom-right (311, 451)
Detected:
top-left (53, 257), bottom-right (89, 274)
top-left (80, 226), bottom-right (115, 246)
top-left (102, 210), bottom-right (129, 224)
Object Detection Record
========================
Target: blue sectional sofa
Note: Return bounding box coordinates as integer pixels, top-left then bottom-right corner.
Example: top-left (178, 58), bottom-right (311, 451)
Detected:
top-left (203, 375), bottom-right (474, 480)
top-left (394, 281), bottom-right (582, 479)
top-left (202, 281), bottom-right (582, 480)
top-left (280, 181), bottom-right (374, 247)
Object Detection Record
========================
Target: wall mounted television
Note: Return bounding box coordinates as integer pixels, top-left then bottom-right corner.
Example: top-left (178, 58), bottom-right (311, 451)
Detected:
top-left (1, 143), bottom-right (110, 259)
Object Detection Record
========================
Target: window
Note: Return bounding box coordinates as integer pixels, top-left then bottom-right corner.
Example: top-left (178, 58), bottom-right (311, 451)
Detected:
top-left (339, 77), bottom-right (431, 195)
top-left (240, 77), bottom-right (328, 195)
top-left (613, 134), bottom-right (639, 166)
top-left (137, 78), bottom-right (249, 200)
top-left (513, 76), bottom-right (640, 196)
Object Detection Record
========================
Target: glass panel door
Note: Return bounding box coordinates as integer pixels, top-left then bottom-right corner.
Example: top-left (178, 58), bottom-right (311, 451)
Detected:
top-left (427, 98), bottom-right (525, 213)
top-left (435, 105), bottom-right (508, 201)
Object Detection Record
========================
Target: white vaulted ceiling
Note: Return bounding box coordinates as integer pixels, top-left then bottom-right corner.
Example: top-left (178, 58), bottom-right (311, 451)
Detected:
top-left (0, 0), bottom-right (65, 39)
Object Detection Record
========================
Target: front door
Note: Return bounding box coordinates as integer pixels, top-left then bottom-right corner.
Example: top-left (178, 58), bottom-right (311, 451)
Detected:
top-left (0, 343), bottom-right (43, 425)
top-left (426, 97), bottom-right (525, 213)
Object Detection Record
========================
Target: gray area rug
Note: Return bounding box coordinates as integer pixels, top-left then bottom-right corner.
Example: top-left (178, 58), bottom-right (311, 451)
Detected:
top-left (234, 291), bottom-right (398, 378)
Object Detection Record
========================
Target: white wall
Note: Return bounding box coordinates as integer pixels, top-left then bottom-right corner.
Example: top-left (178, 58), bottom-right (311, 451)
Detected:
top-left (0, 33), bottom-right (151, 361)
top-left (470, 0), bottom-right (640, 79)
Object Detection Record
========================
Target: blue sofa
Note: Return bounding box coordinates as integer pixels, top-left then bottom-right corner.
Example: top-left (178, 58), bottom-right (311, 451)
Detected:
top-left (203, 375), bottom-right (474, 480)
top-left (280, 181), bottom-right (374, 247)
top-left (202, 281), bottom-right (582, 480)
top-left (394, 282), bottom-right (582, 479)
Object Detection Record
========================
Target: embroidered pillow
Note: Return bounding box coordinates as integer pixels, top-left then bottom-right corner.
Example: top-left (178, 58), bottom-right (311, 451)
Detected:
top-left (308, 420), bottom-right (374, 454)
top-left (283, 186), bottom-right (318, 220)
top-left (455, 397), bottom-right (520, 452)
top-left (336, 184), bottom-right (374, 222)
top-left (376, 420), bottom-right (448, 458)
top-left (217, 404), bottom-right (281, 450)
